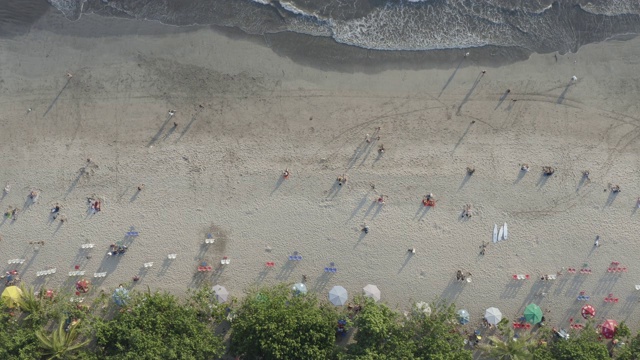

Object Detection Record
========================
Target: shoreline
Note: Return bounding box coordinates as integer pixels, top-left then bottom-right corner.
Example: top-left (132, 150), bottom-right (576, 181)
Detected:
top-left (2, 7), bottom-right (640, 333)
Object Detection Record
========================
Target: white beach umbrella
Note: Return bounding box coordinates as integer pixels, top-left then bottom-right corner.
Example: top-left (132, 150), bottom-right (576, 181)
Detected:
top-left (415, 301), bottom-right (432, 315)
top-left (212, 285), bottom-right (229, 303)
top-left (363, 284), bottom-right (381, 302)
top-left (328, 286), bottom-right (348, 306)
top-left (485, 307), bottom-right (502, 325)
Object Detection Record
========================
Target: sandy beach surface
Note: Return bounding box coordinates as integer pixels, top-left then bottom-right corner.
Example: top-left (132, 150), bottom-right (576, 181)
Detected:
top-left (2, 10), bottom-right (640, 331)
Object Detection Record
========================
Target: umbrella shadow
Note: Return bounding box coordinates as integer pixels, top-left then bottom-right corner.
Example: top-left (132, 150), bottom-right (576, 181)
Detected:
top-left (439, 56), bottom-right (466, 98)
top-left (592, 274), bottom-right (620, 295)
top-left (500, 281), bottom-right (524, 299)
top-left (254, 267), bottom-right (271, 285)
top-left (275, 261), bottom-right (297, 281)
top-left (312, 272), bottom-right (333, 293)
top-left (157, 258), bottom-right (173, 277)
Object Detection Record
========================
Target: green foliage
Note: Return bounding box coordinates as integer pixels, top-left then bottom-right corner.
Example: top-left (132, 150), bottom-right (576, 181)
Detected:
top-left (35, 318), bottom-right (89, 359)
top-left (479, 327), bottom-right (533, 360)
top-left (345, 297), bottom-right (415, 359)
top-left (549, 323), bottom-right (609, 360)
top-left (94, 290), bottom-right (224, 360)
top-left (0, 302), bottom-right (41, 360)
top-left (408, 301), bottom-right (472, 360)
top-left (230, 284), bottom-right (338, 360)
top-left (342, 299), bottom-right (471, 360)
top-left (617, 322), bottom-right (632, 340)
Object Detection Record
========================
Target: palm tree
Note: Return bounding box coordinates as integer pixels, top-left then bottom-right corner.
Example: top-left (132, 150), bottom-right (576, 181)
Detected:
top-left (479, 327), bottom-right (533, 360)
top-left (35, 318), bottom-right (89, 359)
top-left (17, 283), bottom-right (42, 316)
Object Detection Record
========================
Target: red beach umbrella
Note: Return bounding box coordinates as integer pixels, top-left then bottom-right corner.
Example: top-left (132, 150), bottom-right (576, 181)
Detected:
top-left (581, 304), bottom-right (596, 319)
top-left (601, 319), bottom-right (618, 339)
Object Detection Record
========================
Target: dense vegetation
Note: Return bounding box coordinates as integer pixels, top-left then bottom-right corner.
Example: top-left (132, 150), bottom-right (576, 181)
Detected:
top-left (0, 283), bottom-right (638, 359)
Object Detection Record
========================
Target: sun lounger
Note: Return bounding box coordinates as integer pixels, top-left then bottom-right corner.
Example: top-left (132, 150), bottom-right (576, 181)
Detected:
top-left (81, 244), bottom-right (95, 249)
top-left (143, 262), bottom-right (153, 268)
top-left (205, 238), bottom-right (215, 244)
top-left (93, 272), bottom-right (107, 277)
top-left (126, 231), bottom-right (139, 237)
top-left (7, 259), bottom-right (25, 264)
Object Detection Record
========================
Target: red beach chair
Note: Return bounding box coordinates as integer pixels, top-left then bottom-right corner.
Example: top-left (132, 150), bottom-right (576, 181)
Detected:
top-left (525, 274), bottom-right (530, 280)
top-left (512, 274), bottom-right (518, 280)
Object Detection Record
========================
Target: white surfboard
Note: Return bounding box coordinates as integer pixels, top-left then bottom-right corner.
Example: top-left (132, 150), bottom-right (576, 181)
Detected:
top-left (498, 225), bottom-right (504, 242)
top-left (493, 224), bottom-right (498, 243)
top-left (503, 223), bottom-right (508, 240)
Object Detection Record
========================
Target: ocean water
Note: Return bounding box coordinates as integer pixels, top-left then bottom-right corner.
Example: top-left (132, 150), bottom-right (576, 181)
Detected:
top-left (28, 0), bottom-right (640, 52)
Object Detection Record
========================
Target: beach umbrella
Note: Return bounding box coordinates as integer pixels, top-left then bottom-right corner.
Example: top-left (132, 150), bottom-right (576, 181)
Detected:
top-left (485, 307), bottom-right (502, 325)
top-left (363, 284), bottom-right (381, 302)
top-left (112, 286), bottom-right (130, 306)
top-left (212, 285), bottom-right (229, 303)
top-left (457, 309), bottom-right (470, 324)
top-left (415, 302), bottom-right (432, 315)
top-left (328, 286), bottom-right (348, 306)
top-left (1, 286), bottom-right (22, 308)
top-left (601, 319), bottom-right (618, 339)
top-left (581, 304), bottom-right (596, 319)
top-left (292, 283), bottom-right (308, 295)
top-left (524, 304), bottom-right (543, 324)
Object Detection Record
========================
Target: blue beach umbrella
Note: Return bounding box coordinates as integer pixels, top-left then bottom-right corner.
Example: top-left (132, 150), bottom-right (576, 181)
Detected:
top-left (457, 309), bottom-right (470, 324)
top-left (292, 283), bottom-right (308, 295)
top-left (328, 286), bottom-right (348, 306)
top-left (112, 287), bottom-right (129, 306)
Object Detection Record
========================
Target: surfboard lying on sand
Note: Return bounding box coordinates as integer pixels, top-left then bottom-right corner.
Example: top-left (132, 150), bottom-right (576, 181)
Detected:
top-left (493, 224), bottom-right (498, 243)
top-left (503, 223), bottom-right (508, 240)
top-left (498, 225), bottom-right (504, 242)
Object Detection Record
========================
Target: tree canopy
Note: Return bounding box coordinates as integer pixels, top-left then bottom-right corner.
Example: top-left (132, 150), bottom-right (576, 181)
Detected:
top-left (230, 284), bottom-right (339, 360)
top-left (93, 290), bottom-right (224, 360)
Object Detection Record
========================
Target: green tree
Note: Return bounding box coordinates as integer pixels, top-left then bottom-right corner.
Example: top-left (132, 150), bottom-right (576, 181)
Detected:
top-left (0, 302), bottom-right (41, 360)
top-left (549, 323), bottom-right (609, 360)
top-left (409, 302), bottom-right (472, 360)
top-left (479, 327), bottom-right (533, 360)
top-left (94, 290), bottom-right (224, 359)
top-left (35, 318), bottom-right (89, 359)
top-left (230, 284), bottom-right (338, 360)
top-left (343, 297), bottom-right (415, 359)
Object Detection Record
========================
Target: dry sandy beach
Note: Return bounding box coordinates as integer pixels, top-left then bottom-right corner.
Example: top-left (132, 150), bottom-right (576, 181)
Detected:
top-left (2, 10), bottom-right (640, 331)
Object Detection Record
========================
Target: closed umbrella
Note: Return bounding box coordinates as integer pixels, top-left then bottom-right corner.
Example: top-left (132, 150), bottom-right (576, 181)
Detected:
top-left (1, 286), bottom-right (22, 308)
top-left (328, 286), bottom-right (348, 306)
top-left (363, 284), bottom-right (381, 302)
top-left (485, 307), bottom-right (502, 325)
top-left (524, 304), bottom-right (543, 324)
top-left (601, 319), bottom-right (618, 339)
top-left (581, 304), bottom-right (596, 319)
top-left (212, 285), bottom-right (229, 303)
top-left (415, 302), bottom-right (432, 315)
top-left (292, 283), bottom-right (308, 295)
top-left (457, 309), bottom-right (470, 324)
top-left (112, 286), bottom-right (130, 306)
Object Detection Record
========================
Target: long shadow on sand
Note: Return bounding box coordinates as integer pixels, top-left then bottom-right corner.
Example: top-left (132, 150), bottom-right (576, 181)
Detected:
top-left (557, 83), bottom-right (573, 104)
top-left (456, 73), bottom-right (484, 114)
top-left (438, 56), bottom-right (466, 98)
top-left (494, 90), bottom-right (511, 110)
